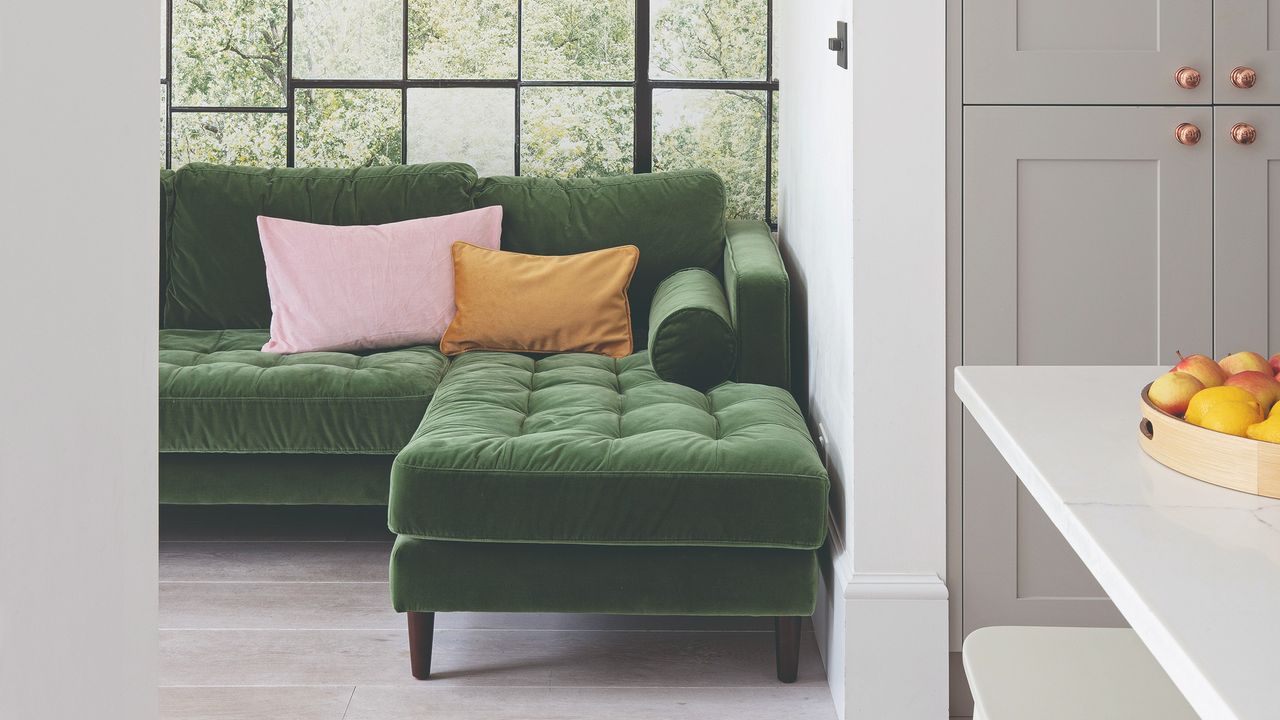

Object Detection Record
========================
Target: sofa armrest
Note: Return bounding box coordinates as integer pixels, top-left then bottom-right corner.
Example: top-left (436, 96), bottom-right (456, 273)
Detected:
top-left (723, 219), bottom-right (790, 389)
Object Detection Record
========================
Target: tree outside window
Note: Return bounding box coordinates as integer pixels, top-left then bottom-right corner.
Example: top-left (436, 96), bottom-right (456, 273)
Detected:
top-left (161, 0), bottom-right (777, 221)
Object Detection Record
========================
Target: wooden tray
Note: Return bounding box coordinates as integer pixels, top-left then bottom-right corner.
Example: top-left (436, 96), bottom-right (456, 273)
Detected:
top-left (1139, 383), bottom-right (1280, 499)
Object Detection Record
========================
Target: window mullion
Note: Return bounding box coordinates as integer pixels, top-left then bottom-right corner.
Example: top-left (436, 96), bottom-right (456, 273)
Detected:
top-left (634, 0), bottom-right (652, 174)
top-left (401, 0), bottom-right (409, 164)
top-left (285, 0), bottom-right (295, 167)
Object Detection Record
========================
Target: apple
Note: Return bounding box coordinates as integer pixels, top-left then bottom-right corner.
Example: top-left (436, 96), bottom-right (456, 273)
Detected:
top-left (1270, 353), bottom-right (1280, 375)
top-left (1173, 352), bottom-right (1227, 388)
top-left (1149, 371), bottom-right (1205, 416)
top-left (1219, 350), bottom-right (1272, 376)
top-left (1224, 370), bottom-right (1280, 412)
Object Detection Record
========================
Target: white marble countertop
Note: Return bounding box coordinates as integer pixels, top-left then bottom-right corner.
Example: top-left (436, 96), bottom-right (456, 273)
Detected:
top-left (956, 366), bottom-right (1280, 720)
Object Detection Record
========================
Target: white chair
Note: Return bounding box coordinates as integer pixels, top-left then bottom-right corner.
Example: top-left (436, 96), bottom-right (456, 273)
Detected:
top-left (962, 626), bottom-right (1199, 719)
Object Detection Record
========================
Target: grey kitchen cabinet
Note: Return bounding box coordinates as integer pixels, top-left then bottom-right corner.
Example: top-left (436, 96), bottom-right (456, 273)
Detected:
top-left (963, 0), bottom-right (1213, 105)
top-left (1214, 106), bottom-right (1280, 354)
top-left (961, 105), bottom-right (1214, 634)
top-left (1215, 0), bottom-right (1280, 104)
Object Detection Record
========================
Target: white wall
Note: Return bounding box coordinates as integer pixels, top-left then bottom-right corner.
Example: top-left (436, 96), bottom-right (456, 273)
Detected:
top-left (0, 2), bottom-right (158, 719)
top-left (777, 2), bottom-right (949, 718)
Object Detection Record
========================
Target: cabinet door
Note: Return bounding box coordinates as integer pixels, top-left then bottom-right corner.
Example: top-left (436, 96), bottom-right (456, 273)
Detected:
top-left (964, 0), bottom-right (1212, 104)
top-left (963, 106), bottom-right (1213, 634)
top-left (1215, 107), bottom-right (1280, 354)
top-left (1216, 0), bottom-right (1280, 104)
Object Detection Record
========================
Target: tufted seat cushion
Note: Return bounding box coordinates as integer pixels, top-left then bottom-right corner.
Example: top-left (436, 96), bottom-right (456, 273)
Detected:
top-left (388, 352), bottom-right (829, 549)
top-left (160, 329), bottom-right (448, 454)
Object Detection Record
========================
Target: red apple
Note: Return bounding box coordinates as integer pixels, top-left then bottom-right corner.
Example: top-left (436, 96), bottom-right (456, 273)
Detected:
top-left (1270, 353), bottom-right (1280, 375)
top-left (1224, 371), bottom-right (1280, 412)
top-left (1173, 352), bottom-right (1227, 388)
top-left (1220, 351), bottom-right (1272, 376)
top-left (1148, 371), bottom-right (1205, 416)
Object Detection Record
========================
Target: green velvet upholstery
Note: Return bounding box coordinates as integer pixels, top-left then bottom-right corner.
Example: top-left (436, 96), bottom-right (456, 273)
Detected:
top-left (160, 169), bottom-right (175, 322)
top-left (165, 163), bottom-right (477, 329)
top-left (157, 165), bottom-right (802, 519)
top-left (161, 453), bottom-right (392, 505)
top-left (390, 536), bottom-right (819, 615)
top-left (389, 352), bottom-right (828, 549)
top-left (160, 329), bottom-right (448, 454)
top-left (472, 171), bottom-right (727, 345)
top-left (647, 268), bottom-right (736, 390)
top-left (723, 219), bottom-right (790, 389)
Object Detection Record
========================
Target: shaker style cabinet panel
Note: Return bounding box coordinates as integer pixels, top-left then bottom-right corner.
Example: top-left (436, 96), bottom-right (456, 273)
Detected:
top-left (1214, 107), bottom-right (1280, 354)
top-left (964, 0), bottom-right (1213, 104)
top-left (962, 106), bottom-right (1213, 633)
top-left (1215, 0), bottom-right (1280, 103)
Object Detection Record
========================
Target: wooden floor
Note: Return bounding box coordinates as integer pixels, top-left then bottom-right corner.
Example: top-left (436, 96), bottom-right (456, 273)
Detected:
top-left (159, 507), bottom-right (839, 720)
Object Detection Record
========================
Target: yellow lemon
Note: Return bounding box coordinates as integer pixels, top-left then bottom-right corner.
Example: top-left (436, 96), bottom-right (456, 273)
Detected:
top-left (1195, 401), bottom-right (1264, 437)
top-left (1185, 386), bottom-right (1259, 426)
top-left (1247, 416), bottom-right (1280, 444)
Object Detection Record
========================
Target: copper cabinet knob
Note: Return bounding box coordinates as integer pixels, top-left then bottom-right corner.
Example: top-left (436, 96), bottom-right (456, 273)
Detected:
top-left (1232, 122), bottom-right (1258, 145)
top-left (1175, 66), bottom-right (1202, 89)
top-left (1175, 123), bottom-right (1202, 145)
top-left (1232, 66), bottom-right (1258, 89)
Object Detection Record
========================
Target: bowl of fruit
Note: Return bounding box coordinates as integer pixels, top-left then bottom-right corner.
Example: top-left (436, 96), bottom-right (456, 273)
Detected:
top-left (1140, 351), bottom-right (1280, 499)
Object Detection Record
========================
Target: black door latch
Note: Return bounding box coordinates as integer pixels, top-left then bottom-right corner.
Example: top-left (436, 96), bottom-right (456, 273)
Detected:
top-left (828, 21), bottom-right (848, 69)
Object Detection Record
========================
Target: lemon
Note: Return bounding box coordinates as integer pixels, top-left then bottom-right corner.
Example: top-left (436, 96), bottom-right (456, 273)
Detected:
top-left (1185, 386), bottom-right (1259, 426)
top-left (1247, 416), bottom-right (1280, 444)
top-left (1195, 401), bottom-right (1264, 437)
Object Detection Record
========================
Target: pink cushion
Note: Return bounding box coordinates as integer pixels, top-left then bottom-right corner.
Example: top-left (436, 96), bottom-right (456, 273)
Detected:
top-left (257, 207), bottom-right (503, 354)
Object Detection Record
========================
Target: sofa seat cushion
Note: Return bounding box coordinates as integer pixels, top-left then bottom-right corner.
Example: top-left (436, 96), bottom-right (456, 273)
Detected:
top-left (160, 329), bottom-right (448, 454)
top-left (388, 352), bottom-right (829, 549)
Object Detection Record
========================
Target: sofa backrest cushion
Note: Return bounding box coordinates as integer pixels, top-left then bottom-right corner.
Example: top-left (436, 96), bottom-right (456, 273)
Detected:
top-left (471, 170), bottom-right (726, 345)
top-left (160, 169), bottom-right (175, 324)
top-left (165, 162), bottom-right (477, 329)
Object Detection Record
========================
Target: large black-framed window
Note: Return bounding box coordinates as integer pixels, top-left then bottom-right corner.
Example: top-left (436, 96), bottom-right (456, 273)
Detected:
top-left (160, 0), bottom-right (778, 221)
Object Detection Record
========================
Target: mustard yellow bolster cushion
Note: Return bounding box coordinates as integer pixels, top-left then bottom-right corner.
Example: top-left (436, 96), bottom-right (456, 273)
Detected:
top-left (440, 242), bottom-right (640, 358)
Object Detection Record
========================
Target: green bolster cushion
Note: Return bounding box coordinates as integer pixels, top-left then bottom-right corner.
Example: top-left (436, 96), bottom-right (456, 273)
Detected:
top-left (647, 268), bottom-right (737, 390)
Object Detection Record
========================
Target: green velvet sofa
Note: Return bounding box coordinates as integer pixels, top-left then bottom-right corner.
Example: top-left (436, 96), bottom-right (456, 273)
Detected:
top-left (159, 162), bottom-right (828, 682)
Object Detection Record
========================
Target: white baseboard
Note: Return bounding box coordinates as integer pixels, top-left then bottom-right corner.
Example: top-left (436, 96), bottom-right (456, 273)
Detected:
top-left (813, 511), bottom-right (951, 719)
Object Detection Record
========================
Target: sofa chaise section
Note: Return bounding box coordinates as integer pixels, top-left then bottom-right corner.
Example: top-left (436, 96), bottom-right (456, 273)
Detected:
top-left (387, 351), bottom-right (829, 682)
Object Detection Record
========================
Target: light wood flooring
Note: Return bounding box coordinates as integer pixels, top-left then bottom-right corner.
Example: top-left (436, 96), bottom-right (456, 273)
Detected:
top-left (159, 506), bottom-right (840, 719)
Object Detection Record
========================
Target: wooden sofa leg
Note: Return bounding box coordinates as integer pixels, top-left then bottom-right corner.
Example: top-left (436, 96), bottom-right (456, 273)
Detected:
top-left (407, 611), bottom-right (435, 680)
top-left (774, 616), bottom-right (802, 683)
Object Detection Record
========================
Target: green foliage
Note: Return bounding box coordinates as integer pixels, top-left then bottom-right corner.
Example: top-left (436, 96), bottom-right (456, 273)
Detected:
top-left (654, 89), bottom-right (766, 219)
top-left (295, 89), bottom-right (402, 167)
top-left (172, 112), bottom-right (288, 167)
top-left (293, 0), bottom-right (402, 79)
top-left (522, 0), bottom-right (634, 81)
top-left (408, 0), bottom-right (518, 78)
top-left (161, 0), bottom-right (775, 218)
top-left (520, 87), bottom-right (634, 178)
top-left (652, 0), bottom-right (767, 80)
top-left (171, 0), bottom-right (286, 106)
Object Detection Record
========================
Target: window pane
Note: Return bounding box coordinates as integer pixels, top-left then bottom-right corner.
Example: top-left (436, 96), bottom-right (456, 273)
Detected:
top-left (654, 89), bottom-right (766, 219)
top-left (522, 0), bottom-right (634, 81)
top-left (294, 0), bottom-right (402, 79)
top-left (295, 89), bottom-right (402, 167)
top-left (520, 87), bottom-right (633, 177)
top-left (407, 88), bottom-right (514, 176)
top-left (651, 0), bottom-right (767, 80)
top-left (161, 0), bottom-right (167, 79)
top-left (170, 112), bottom-right (288, 168)
top-left (171, 0), bottom-right (287, 106)
top-left (770, 90), bottom-right (778, 222)
top-left (408, 0), bottom-right (517, 79)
